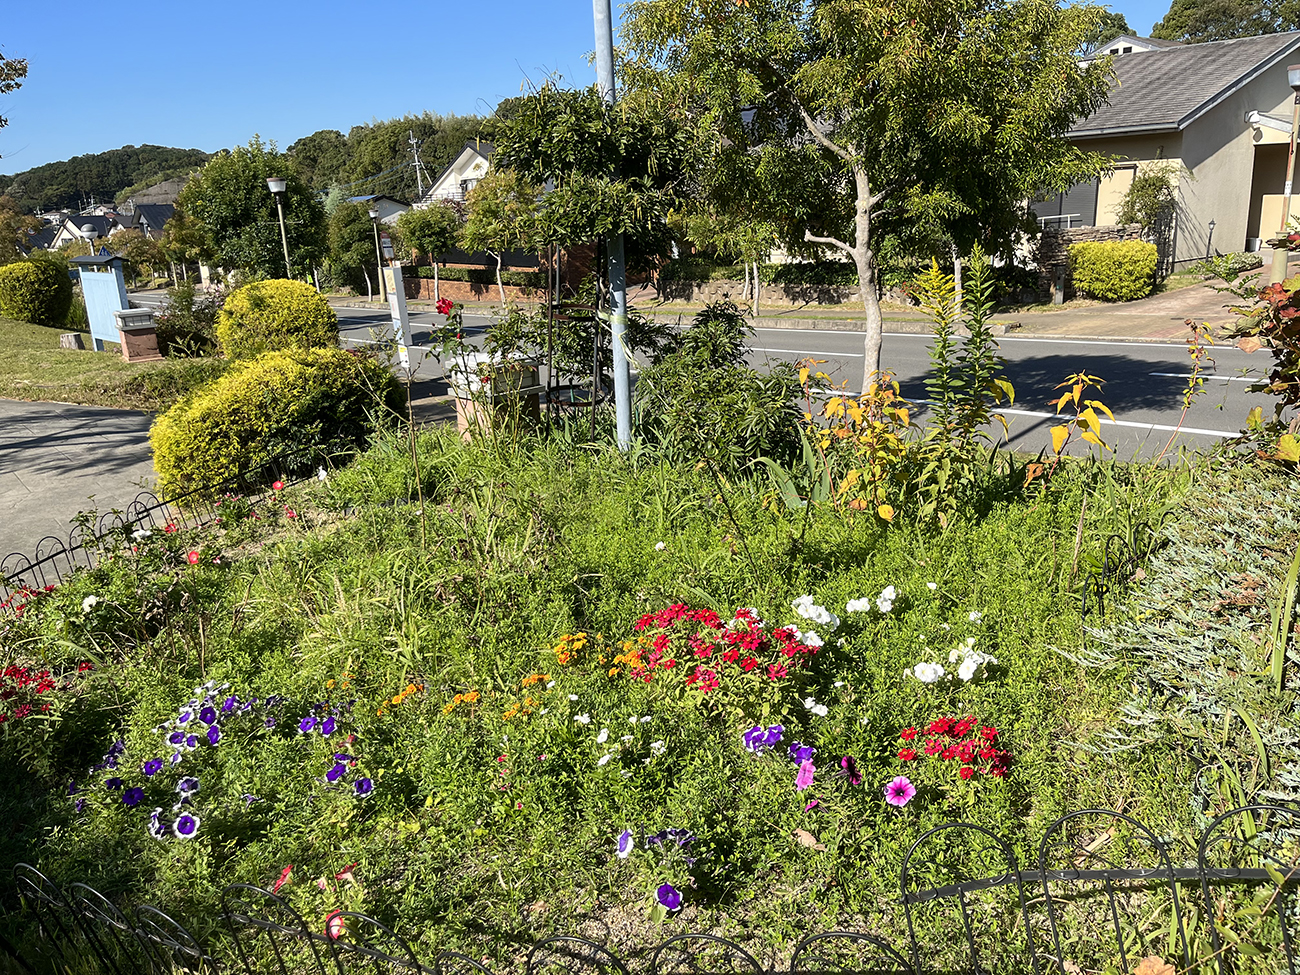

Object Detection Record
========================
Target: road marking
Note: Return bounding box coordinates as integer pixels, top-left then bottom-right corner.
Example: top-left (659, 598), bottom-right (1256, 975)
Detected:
top-left (749, 346), bottom-right (864, 357)
top-left (747, 325), bottom-right (1250, 354)
top-left (1148, 372), bottom-right (1257, 382)
top-left (993, 407), bottom-right (1236, 438)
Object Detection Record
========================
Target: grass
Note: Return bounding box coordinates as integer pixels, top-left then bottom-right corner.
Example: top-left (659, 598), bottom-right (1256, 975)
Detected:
top-left (0, 423), bottom-right (1226, 973)
top-left (0, 316), bottom-right (227, 411)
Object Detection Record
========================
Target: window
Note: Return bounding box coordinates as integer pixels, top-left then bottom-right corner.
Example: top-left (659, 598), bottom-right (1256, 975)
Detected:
top-left (1122, 45), bottom-right (1132, 53)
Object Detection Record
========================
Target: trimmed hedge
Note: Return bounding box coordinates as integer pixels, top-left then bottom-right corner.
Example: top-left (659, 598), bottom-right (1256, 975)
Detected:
top-left (415, 265), bottom-right (544, 288)
top-left (0, 254), bottom-right (74, 326)
top-left (216, 279), bottom-right (338, 360)
top-left (150, 347), bottom-right (405, 495)
top-left (1068, 240), bottom-right (1158, 302)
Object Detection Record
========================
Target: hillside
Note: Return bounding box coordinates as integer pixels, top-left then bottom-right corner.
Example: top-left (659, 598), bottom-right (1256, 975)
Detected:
top-left (0, 145), bottom-right (211, 212)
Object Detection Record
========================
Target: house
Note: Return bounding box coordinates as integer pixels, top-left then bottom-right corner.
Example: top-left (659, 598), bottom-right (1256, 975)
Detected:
top-left (18, 224), bottom-right (58, 254)
top-left (346, 195), bottom-right (408, 225)
top-left (131, 203), bottom-right (175, 238)
top-left (1087, 34), bottom-right (1183, 57)
top-left (412, 142), bottom-right (493, 208)
top-left (49, 213), bottom-right (123, 250)
top-left (1039, 31), bottom-right (1300, 264)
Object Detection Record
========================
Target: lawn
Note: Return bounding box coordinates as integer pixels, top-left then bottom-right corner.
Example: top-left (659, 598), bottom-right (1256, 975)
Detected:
top-left (0, 316), bottom-right (225, 411)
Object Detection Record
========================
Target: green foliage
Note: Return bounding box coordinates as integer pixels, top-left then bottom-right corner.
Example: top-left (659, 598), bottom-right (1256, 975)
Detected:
top-left (159, 209), bottom-right (215, 270)
top-left (216, 279), bottom-right (338, 360)
top-left (0, 251), bottom-right (73, 325)
top-left (327, 201), bottom-right (383, 293)
top-left (0, 144), bottom-right (209, 213)
top-left (1227, 274), bottom-right (1300, 417)
top-left (178, 137), bottom-right (326, 278)
top-left (459, 171), bottom-right (541, 271)
top-left (1150, 0), bottom-right (1296, 42)
top-left (1115, 163), bottom-right (1180, 230)
top-left (1193, 251), bottom-right (1263, 280)
top-left (155, 281), bottom-right (222, 356)
top-left (397, 203), bottom-right (460, 262)
top-left (1069, 240), bottom-right (1158, 301)
top-left (1082, 8), bottom-right (1132, 50)
top-left (414, 265), bottom-right (544, 288)
top-left (287, 129), bottom-right (352, 193)
top-left (0, 194), bottom-right (41, 265)
top-left (635, 299), bottom-right (802, 470)
top-left (149, 346), bottom-right (404, 495)
top-left (339, 113), bottom-right (486, 203)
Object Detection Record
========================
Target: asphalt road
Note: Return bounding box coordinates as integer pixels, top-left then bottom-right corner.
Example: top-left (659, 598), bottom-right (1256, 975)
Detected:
top-left (337, 306), bottom-right (1273, 457)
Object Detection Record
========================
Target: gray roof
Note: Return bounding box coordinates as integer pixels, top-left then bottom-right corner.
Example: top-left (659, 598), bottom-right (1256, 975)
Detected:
top-left (133, 203), bottom-right (174, 231)
top-left (64, 214), bottom-right (117, 236)
top-left (1071, 31), bottom-right (1300, 137)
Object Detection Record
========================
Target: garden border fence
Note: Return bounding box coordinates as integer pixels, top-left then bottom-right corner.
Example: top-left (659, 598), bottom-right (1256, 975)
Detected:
top-left (0, 444), bottom-right (349, 605)
top-left (6, 804), bottom-right (1299, 975)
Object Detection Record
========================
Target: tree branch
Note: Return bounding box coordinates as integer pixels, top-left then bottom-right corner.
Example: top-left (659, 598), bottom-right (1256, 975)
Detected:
top-left (804, 229), bottom-right (851, 254)
top-left (794, 100), bottom-right (853, 164)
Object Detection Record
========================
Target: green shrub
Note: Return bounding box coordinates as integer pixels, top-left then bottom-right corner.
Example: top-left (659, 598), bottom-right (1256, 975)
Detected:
top-left (150, 346), bottom-right (404, 495)
top-left (1068, 240), bottom-right (1158, 301)
top-left (415, 265), bottom-right (544, 288)
top-left (156, 281), bottom-right (222, 356)
top-left (0, 252), bottom-right (74, 326)
top-left (1193, 252), bottom-right (1263, 280)
top-left (215, 279), bottom-right (337, 359)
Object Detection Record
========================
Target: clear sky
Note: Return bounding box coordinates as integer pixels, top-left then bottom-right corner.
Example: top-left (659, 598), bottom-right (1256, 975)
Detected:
top-left (0, 0), bottom-right (1172, 173)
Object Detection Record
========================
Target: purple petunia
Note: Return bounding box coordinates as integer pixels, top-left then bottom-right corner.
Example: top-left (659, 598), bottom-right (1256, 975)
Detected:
top-left (67, 780), bottom-right (78, 797)
top-left (185, 735), bottom-right (199, 749)
top-left (763, 724), bottom-right (784, 749)
top-left (298, 717), bottom-right (317, 734)
top-left (839, 756), bottom-right (863, 787)
top-left (176, 776), bottom-right (200, 796)
top-left (122, 787), bottom-right (145, 807)
top-left (147, 808), bottom-right (167, 840)
top-left (884, 776), bottom-right (916, 808)
top-left (169, 731), bottom-right (185, 746)
top-left (616, 829), bottom-right (634, 858)
top-left (206, 725), bottom-right (221, 746)
top-left (789, 741), bottom-right (815, 763)
top-left (143, 759), bottom-right (163, 777)
top-left (795, 760), bottom-right (816, 792)
top-left (353, 778), bottom-right (373, 797)
top-left (221, 696), bottom-right (238, 713)
top-left (326, 763), bottom-right (347, 783)
top-left (199, 706), bottom-right (217, 725)
top-left (177, 711), bottom-right (192, 725)
top-left (320, 716), bottom-right (336, 736)
top-left (105, 778), bottom-right (123, 790)
top-left (74, 798), bottom-right (85, 814)
top-left (173, 813), bottom-right (200, 839)
top-left (656, 883), bottom-right (682, 911)
top-left (743, 723), bottom-right (785, 754)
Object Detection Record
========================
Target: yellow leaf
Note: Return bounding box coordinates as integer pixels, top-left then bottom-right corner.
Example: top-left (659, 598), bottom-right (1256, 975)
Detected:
top-left (897, 408), bottom-right (910, 426)
top-left (877, 504), bottom-right (895, 521)
top-left (994, 378), bottom-right (1015, 405)
top-left (1081, 429), bottom-right (1105, 447)
top-left (1277, 434), bottom-right (1300, 462)
top-left (1080, 407), bottom-right (1102, 438)
top-left (1051, 426), bottom-right (1069, 454)
top-left (1247, 406), bottom-right (1263, 427)
top-left (799, 366), bottom-right (810, 386)
top-left (1090, 400), bottom-right (1116, 423)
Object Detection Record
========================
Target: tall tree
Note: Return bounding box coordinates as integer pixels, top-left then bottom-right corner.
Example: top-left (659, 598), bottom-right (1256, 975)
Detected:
top-left (397, 203), bottom-right (461, 301)
top-left (178, 137), bottom-right (326, 278)
top-left (159, 209), bottom-right (215, 281)
top-left (0, 50), bottom-right (28, 161)
top-left (287, 129), bottom-right (353, 194)
top-left (1150, 0), bottom-right (1290, 41)
top-left (460, 170), bottom-right (542, 304)
top-left (0, 194), bottom-right (39, 264)
top-left (343, 114), bottom-right (486, 203)
top-left (1084, 9), bottom-right (1133, 49)
top-left (328, 200), bottom-right (384, 299)
top-left (623, 0), bottom-right (1114, 387)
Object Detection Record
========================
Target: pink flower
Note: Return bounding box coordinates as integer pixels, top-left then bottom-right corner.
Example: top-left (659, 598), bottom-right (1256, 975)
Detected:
top-left (272, 481), bottom-right (285, 492)
top-left (884, 776), bottom-right (916, 807)
top-left (186, 551), bottom-right (200, 565)
top-left (795, 759), bottom-right (815, 792)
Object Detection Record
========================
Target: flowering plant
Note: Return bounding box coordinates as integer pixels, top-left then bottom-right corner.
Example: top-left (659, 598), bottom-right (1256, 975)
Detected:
top-left (907, 638), bottom-right (997, 685)
top-left (896, 716), bottom-right (1011, 797)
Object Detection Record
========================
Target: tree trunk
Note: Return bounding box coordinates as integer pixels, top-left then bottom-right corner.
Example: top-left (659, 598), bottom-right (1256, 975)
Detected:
top-left (494, 252), bottom-right (505, 304)
top-left (363, 267), bottom-right (373, 302)
top-left (752, 260), bottom-right (761, 316)
top-left (951, 242), bottom-right (963, 319)
top-left (434, 262), bottom-right (440, 303)
top-left (740, 260), bottom-right (750, 301)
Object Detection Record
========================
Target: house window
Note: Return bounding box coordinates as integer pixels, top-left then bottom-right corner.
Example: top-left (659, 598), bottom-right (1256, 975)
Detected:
top-left (1109, 47), bottom-right (1119, 53)
top-left (1122, 45), bottom-right (1132, 53)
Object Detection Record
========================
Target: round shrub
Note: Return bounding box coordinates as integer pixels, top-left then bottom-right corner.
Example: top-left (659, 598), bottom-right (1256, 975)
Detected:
top-left (1068, 240), bottom-right (1159, 302)
top-left (215, 279), bottom-right (338, 359)
top-left (0, 253), bottom-right (74, 326)
top-left (150, 346), bottom-right (405, 495)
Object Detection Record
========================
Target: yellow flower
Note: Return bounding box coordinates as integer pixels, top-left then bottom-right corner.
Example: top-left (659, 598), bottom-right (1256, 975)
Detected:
top-left (405, 683), bottom-right (417, 695)
top-left (465, 691), bottom-right (479, 703)
top-left (326, 679), bottom-right (336, 690)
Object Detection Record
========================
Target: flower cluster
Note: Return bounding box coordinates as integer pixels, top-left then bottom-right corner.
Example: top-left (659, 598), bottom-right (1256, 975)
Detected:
top-left (442, 690), bottom-right (481, 716)
top-left (897, 717), bottom-right (1011, 780)
top-left (908, 638), bottom-right (997, 685)
top-left (613, 826), bottom-right (697, 915)
top-left (161, 682), bottom-right (283, 764)
top-left (742, 724), bottom-right (784, 753)
top-left (552, 632), bottom-right (591, 666)
top-left (846, 585), bottom-right (895, 615)
top-left (0, 660), bottom-right (90, 723)
top-left (615, 604), bottom-right (819, 696)
top-left (791, 595), bottom-right (840, 644)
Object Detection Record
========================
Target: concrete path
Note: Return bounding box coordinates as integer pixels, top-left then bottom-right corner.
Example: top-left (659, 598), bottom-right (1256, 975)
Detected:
top-left (0, 400), bottom-right (156, 559)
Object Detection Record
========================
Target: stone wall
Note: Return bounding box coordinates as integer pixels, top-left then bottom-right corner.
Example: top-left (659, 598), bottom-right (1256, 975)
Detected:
top-left (1035, 224), bottom-right (1146, 301)
top-left (403, 277), bottom-right (540, 304)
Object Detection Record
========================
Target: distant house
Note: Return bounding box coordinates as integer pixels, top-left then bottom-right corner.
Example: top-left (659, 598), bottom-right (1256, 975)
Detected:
top-left (49, 213), bottom-right (124, 250)
top-left (1087, 34), bottom-right (1184, 57)
top-left (1038, 31), bottom-right (1300, 264)
top-left (413, 142), bottom-right (493, 208)
top-left (131, 203), bottom-right (175, 238)
top-left (346, 195), bottom-right (408, 225)
top-left (18, 224), bottom-right (58, 254)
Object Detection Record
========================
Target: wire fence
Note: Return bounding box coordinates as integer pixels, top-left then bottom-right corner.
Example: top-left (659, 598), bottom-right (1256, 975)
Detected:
top-left (5, 804), bottom-right (1299, 975)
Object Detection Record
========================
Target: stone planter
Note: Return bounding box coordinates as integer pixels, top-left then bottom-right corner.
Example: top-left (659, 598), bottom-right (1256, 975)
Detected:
top-left (112, 308), bottom-right (164, 362)
top-left (447, 354), bottom-right (542, 438)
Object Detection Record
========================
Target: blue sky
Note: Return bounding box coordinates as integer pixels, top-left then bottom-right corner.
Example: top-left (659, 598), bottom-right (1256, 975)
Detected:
top-left (1, 0), bottom-right (1170, 173)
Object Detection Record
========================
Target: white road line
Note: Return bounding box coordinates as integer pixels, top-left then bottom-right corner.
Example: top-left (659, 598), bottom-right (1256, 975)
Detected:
top-left (747, 326), bottom-right (1251, 354)
top-left (749, 346), bottom-right (864, 357)
top-left (995, 407), bottom-right (1236, 438)
top-left (1148, 372), bottom-right (1257, 382)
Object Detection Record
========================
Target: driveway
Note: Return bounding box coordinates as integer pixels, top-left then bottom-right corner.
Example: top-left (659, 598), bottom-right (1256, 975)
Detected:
top-left (0, 400), bottom-right (157, 560)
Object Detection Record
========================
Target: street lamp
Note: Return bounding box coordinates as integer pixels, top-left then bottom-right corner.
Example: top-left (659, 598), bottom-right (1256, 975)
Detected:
top-left (1270, 64), bottom-right (1300, 283)
top-left (266, 176), bottom-right (293, 279)
top-left (80, 224), bottom-right (99, 256)
top-left (369, 207), bottom-right (387, 302)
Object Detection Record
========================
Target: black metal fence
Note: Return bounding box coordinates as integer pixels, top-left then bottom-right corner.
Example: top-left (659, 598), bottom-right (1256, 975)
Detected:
top-left (5, 804), bottom-right (1298, 975)
top-left (0, 445), bottom-right (343, 605)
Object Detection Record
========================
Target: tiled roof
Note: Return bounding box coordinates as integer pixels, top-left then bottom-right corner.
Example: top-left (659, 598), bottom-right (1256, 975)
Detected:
top-left (133, 204), bottom-right (174, 231)
top-left (1071, 31), bottom-right (1300, 137)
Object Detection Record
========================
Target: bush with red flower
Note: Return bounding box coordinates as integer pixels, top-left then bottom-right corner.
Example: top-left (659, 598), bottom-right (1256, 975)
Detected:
top-left (895, 716), bottom-right (1012, 801)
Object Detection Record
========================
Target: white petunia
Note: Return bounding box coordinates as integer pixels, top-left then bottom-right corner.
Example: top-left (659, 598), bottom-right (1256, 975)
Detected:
top-left (621, 735), bottom-right (634, 742)
top-left (81, 595), bottom-right (99, 613)
top-left (131, 529), bottom-right (152, 541)
top-left (568, 694), bottom-right (579, 701)
top-left (833, 681), bottom-right (844, 688)
top-left (794, 628), bottom-right (824, 648)
top-left (958, 658), bottom-right (979, 682)
top-left (639, 716), bottom-right (652, 723)
top-left (650, 740), bottom-right (666, 755)
top-left (597, 753), bottom-right (613, 766)
top-left (547, 681), bottom-right (556, 689)
top-left (927, 582), bottom-right (938, 590)
top-left (655, 541), bottom-right (666, 551)
top-left (876, 585), bottom-right (897, 614)
top-left (969, 611), bottom-right (983, 622)
top-left (911, 661), bottom-right (946, 683)
top-left (803, 697), bottom-right (829, 718)
top-left (845, 597), bottom-right (872, 613)
top-left (575, 714), bottom-right (591, 724)
top-left (596, 728), bottom-right (609, 744)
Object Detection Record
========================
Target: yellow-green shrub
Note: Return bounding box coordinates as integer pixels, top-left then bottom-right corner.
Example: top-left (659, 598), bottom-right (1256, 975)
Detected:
top-left (150, 347), bottom-right (404, 495)
top-left (0, 253), bottom-right (74, 325)
top-left (1068, 240), bottom-right (1158, 302)
top-left (215, 279), bottom-right (337, 359)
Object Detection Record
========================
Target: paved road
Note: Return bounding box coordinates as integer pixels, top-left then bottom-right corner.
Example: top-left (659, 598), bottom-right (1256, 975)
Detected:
top-left (336, 307), bottom-right (1273, 457)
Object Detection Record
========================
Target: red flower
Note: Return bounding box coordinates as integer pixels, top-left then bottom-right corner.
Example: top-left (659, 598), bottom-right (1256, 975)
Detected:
top-left (900, 727), bottom-right (917, 740)
top-left (923, 739), bottom-right (942, 756)
top-left (941, 746), bottom-right (957, 760)
top-left (898, 748), bottom-right (917, 761)
top-left (163, 522), bottom-right (178, 533)
top-left (186, 551), bottom-right (200, 565)
top-left (272, 480), bottom-right (285, 492)
top-left (959, 766), bottom-right (974, 780)
top-left (952, 716), bottom-right (976, 738)
top-left (980, 726), bottom-right (998, 740)
top-left (928, 718), bottom-right (952, 735)
top-left (436, 297), bottom-right (454, 316)
top-left (740, 657), bottom-right (758, 672)
top-left (767, 663), bottom-right (787, 681)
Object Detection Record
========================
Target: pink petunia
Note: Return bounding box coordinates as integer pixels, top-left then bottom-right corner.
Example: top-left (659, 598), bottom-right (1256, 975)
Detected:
top-left (884, 776), bottom-right (916, 807)
top-left (795, 759), bottom-right (815, 792)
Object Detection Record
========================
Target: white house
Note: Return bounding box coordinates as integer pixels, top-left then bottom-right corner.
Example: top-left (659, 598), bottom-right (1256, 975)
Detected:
top-left (346, 194), bottom-right (409, 225)
top-left (413, 142), bottom-right (493, 208)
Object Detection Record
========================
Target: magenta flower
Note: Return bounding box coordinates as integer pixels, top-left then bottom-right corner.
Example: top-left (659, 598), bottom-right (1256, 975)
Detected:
top-left (795, 759), bottom-right (815, 792)
top-left (884, 776), bottom-right (916, 807)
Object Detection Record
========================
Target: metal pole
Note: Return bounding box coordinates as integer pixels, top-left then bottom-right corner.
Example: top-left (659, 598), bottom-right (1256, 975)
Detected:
top-left (1271, 89), bottom-right (1300, 284)
top-left (594, 0), bottom-right (631, 450)
top-left (275, 195), bottom-right (292, 279)
top-left (372, 219), bottom-right (388, 301)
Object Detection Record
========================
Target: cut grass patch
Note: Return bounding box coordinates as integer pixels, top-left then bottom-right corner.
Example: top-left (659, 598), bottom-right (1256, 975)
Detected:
top-left (0, 316), bottom-right (227, 411)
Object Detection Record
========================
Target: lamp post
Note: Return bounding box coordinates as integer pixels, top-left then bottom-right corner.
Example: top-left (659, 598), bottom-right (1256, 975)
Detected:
top-left (1269, 64), bottom-right (1300, 284)
top-left (266, 176), bottom-right (293, 279)
top-left (369, 207), bottom-right (387, 302)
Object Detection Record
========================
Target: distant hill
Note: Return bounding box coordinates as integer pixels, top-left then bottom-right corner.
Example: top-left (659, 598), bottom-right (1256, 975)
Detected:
top-left (0, 145), bottom-right (211, 213)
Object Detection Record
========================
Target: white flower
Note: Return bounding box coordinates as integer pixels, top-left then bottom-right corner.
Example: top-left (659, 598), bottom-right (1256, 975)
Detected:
top-left (876, 585), bottom-right (896, 614)
top-left (597, 753), bottom-right (613, 766)
top-left (927, 582), bottom-right (938, 590)
top-left (317, 466), bottom-right (328, 482)
top-left (803, 697), bottom-right (829, 718)
top-left (131, 529), bottom-right (152, 541)
top-left (845, 597), bottom-right (872, 613)
top-left (969, 611), bottom-right (983, 622)
top-left (794, 628), bottom-right (824, 648)
top-left (547, 681), bottom-right (556, 689)
top-left (940, 623), bottom-right (951, 631)
top-left (639, 716), bottom-right (651, 723)
top-left (792, 595), bottom-right (839, 631)
top-left (833, 681), bottom-right (844, 688)
top-left (911, 661), bottom-right (946, 683)
top-left (81, 595), bottom-right (99, 613)
top-left (655, 541), bottom-right (666, 551)
top-left (621, 735), bottom-right (634, 742)
top-left (575, 714), bottom-right (591, 724)
top-left (567, 694), bottom-right (578, 701)
top-left (650, 740), bottom-right (666, 755)
top-left (958, 658), bottom-right (979, 682)
top-left (596, 728), bottom-right (609, 744)
top-left (628, 716), bottom-right (638, 724)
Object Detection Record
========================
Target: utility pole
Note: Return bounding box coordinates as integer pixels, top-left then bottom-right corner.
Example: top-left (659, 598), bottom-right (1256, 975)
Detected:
top-left (594, 0), bottom-right (631, 451)
top-left (409, 130), bottom-right (424, 198)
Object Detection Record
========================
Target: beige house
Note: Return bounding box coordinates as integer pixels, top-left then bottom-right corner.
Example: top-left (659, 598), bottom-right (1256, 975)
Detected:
top-left (412, 142), bottom-right (492, 208)
top-left (1035, 32), bottom-right (1300, 264)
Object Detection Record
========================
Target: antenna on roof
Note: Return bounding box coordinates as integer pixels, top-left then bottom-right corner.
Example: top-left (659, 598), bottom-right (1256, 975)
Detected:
top-left (409, 129), bottom-right (424, 197)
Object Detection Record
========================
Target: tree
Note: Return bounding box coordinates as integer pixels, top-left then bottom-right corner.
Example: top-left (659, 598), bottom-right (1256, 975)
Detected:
top-left (328, 201), bottom-right (384, 300)
top-left (110, 228), bottom-right (166, 286)
top-left (397, 203), bottom-right (460, 301)
top-left (1, 50), bottom-right (28, 157)
top-left (287, 129), bottom-right (353, 193)
top-left (1150, 0), bottom-right (1290, 41)
top-left (623, 0), bottom-right (1114, 387)
top-left (178, 137), bottom-right (326, 279)
top-left (342, 113), bottom-right (486, 203)
top-left (160, 210), bottom-right (214, 281)
top-left (1083, 9), bottom-right (1132, 50)
top-left (0, 194), bottom-right (39, 264)
top-left (460, 170), bottom-right (541, 304)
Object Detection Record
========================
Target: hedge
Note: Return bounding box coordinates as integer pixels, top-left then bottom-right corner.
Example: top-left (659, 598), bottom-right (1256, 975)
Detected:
top-left (216, 279), bottom-right (338, 360)
top-left (1068, 240), bottom-right (1159, 302)
top-left (150, 346), bottom-right (404, 496)
top-left (415, 266), bottom-right (544, 288)
top-left (0, 254), bottom-right (74, 326)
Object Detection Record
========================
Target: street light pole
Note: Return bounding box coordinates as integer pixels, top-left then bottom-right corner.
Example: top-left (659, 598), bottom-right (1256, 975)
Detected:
top-left (594, 0), bottom-right (631, 451)
top-left (1270, 64), bottom-right (1300, 284)
top-left (370, 208), bottom-right (388, 302)
top-left (266, 176), bottom-right (293, 279)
